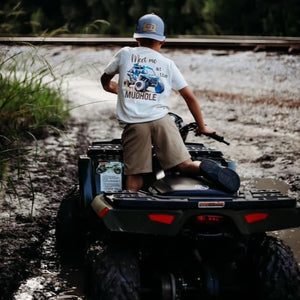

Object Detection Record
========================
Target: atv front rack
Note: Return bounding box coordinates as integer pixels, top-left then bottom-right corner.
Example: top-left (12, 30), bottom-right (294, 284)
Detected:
top-left (86, 141), bottom-right (225, 162)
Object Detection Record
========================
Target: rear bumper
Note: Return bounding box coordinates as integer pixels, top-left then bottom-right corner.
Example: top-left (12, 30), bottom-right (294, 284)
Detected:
top-left (91, 192), bottom-right (300, 236)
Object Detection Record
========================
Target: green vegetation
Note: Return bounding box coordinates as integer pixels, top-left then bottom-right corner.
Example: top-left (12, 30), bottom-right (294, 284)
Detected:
top-left (1, 0), bottom-right (299, 37)
top-left (0, 48), bottom-right (68, 210)
top-left (0, 58), bottom-right (67, 137)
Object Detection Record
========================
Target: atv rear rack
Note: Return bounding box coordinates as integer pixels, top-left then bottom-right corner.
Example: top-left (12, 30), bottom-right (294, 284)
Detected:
top-left (90, 190), bottom-right (300, 236)
top-left (102, 189), bottom-right (296, 210)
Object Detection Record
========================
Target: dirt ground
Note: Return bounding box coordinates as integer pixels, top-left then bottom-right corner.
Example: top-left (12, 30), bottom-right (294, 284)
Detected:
top-left (0, 45), bottom-right (299, 299)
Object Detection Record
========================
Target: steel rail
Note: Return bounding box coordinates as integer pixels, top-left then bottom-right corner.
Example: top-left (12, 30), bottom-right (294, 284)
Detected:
top-left (1, 36), bottom-right (300, 52)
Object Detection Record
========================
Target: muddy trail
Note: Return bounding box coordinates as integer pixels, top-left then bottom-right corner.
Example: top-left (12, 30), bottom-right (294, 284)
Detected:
top-left (0, 45), bottom-right (299, 299)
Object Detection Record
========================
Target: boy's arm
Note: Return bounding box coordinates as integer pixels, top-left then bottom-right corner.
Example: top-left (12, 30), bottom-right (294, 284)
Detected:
top-left (101, 73), bottom-right (118, 94)
top-left (179, 86), bottom-right (216, 134)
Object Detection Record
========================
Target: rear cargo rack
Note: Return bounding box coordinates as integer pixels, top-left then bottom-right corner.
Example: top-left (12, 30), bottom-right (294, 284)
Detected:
top-left (104, 189), bottom-right (296, 210)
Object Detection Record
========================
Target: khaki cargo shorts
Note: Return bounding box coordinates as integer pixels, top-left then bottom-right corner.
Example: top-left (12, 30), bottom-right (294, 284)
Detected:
top-left (121, 114), bottom-right (191, 175)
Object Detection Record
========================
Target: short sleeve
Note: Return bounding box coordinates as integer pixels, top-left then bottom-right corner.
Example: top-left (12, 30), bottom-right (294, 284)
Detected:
top-left (170, 61), bottom-right (188, 91)
top-left (103, 48), bottom-right (123, 75)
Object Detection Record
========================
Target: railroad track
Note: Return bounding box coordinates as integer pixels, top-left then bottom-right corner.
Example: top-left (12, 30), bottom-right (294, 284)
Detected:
top-left (1, 36), bottom-right (300, 52)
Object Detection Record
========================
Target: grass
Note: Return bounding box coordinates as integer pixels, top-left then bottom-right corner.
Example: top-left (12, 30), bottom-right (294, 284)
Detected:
top-left (0, 75), bottom-right (66, 133)
top-left (0, 49), bottom-right (67, 135)
top-left (0, 46), bottom-right (69, 216)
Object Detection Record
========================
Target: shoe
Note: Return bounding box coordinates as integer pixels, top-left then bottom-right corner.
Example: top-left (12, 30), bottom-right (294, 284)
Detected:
top-left (200, 159), bottom-right (240, 193)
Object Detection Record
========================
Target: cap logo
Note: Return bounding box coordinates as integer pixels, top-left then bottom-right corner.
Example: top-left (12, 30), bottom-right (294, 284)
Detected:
top-left (142, 22), bottom-right (157, 33)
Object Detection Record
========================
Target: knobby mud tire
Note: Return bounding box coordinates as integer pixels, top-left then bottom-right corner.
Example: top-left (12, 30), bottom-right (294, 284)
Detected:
top-left (55, 185), bottom-right (86, 262)
top-left (250, 235), bottom-right (300, 300)
top-left (86, 240), bottom-right (140, 300)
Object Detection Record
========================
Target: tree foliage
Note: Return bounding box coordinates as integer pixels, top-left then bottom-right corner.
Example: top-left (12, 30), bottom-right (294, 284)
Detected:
top-left (0, 0), bottom-right (299, 36)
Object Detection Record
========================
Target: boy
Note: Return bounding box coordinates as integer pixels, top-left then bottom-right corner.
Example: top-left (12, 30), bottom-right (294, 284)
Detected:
top-left (101, 13), bottom-right (240, 193)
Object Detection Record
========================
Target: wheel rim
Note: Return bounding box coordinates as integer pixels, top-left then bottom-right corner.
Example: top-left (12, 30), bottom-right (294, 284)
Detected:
top-left (160, 273), bottom-right (176, 300)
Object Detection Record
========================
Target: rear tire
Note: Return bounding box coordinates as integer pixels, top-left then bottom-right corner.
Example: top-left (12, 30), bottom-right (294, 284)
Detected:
top-left (55, 185), bottom-right (86, 262)
top-left (249, 235), bottom-right (300, 300)
top-left (86, 239), bottom-right (140, 300)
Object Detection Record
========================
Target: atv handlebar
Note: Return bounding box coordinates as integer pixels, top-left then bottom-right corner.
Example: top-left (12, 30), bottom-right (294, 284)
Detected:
top-left (204, 133), bottom-right (230, 145)
top-left (182, 123), bottom-right (230, 145)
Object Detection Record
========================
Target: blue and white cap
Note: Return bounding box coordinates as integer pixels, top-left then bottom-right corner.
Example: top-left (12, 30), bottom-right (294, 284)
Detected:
top-left (133, 13), bottom-right (165, 42)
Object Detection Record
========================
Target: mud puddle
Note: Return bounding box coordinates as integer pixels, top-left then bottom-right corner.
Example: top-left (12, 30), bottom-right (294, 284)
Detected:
top-left (14, 228), bottom-right (85, 300)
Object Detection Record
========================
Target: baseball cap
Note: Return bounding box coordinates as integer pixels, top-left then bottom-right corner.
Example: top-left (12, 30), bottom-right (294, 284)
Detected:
top-left (133, 13), bottom-right (165, 42)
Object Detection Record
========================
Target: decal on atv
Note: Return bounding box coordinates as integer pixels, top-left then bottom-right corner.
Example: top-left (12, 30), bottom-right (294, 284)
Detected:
top-left (96, 162), bottom-right (123, 191)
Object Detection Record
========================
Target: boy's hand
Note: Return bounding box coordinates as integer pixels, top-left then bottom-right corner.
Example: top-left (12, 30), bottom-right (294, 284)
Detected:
top-left (195, 125), bottom-right (216, 136)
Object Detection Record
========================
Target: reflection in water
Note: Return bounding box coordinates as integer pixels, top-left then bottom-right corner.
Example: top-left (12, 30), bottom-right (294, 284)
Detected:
top-left (272, 229), bottom-right (300, 265)
top-left (14, 229), bottom-right (86, 299)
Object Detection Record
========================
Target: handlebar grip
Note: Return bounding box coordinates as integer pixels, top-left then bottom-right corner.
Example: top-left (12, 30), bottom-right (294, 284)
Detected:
top-left (205, 133), bottom-right (230, 145)
top-left (183, 123), bottom-right (230, 145)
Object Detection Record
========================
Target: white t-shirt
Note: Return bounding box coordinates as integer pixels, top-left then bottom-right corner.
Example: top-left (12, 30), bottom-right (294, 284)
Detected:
top-left (103, 46), bottom-right (188, 123)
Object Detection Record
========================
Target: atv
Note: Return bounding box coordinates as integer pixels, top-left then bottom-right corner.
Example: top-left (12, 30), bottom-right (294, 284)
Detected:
top-left (56, 113), bottom-right (300, 300)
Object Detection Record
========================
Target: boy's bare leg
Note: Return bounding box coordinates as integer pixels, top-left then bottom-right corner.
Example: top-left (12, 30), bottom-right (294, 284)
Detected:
top-left (177, 159), bottom-right (240, 193)
top-left (125, 159), bottom-right (240, 193)
top-left (177, 159), bottom-right (201, 176)
top-left (126, 174), bottom-right (144, 191)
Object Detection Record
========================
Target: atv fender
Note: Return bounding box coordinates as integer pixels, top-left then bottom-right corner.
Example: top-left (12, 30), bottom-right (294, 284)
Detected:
top-left (78, 155), bottom-right (93, 207)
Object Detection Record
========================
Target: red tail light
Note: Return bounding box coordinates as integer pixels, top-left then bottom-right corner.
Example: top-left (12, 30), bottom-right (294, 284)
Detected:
top-left (98, 207), bottom-right (110, 218)
top-left (244, 213), bottom-right (268, 224)
top-left (149, 214), bottom-right (175, 224)
top-left (196, 215), bottom-right (225, 224)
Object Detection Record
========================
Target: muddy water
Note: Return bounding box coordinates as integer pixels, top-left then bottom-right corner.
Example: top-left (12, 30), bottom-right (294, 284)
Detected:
top-left (13, 229), bottom-right (86, 300)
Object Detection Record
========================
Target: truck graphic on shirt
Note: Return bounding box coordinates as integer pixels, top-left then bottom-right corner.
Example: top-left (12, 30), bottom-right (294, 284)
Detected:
top-left (125, 63), bottom-right (164, 93)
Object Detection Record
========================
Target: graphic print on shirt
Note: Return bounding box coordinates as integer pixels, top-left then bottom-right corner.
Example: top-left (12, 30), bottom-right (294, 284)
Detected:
top-left (123, 63), bottom-right (165, 101)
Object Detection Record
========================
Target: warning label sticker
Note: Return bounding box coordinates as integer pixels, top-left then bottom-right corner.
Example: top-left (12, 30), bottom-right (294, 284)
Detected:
top-left (96, 162), bottom-right (123, 191)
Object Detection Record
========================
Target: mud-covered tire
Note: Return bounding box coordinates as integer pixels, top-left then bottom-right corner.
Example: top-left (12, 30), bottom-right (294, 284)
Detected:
top-left (55, 185), bottom-right (86, 261)
top-left (250, 235), bottom-right (300, 300)
top-left (86, 239), bottom-right (140, 300)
